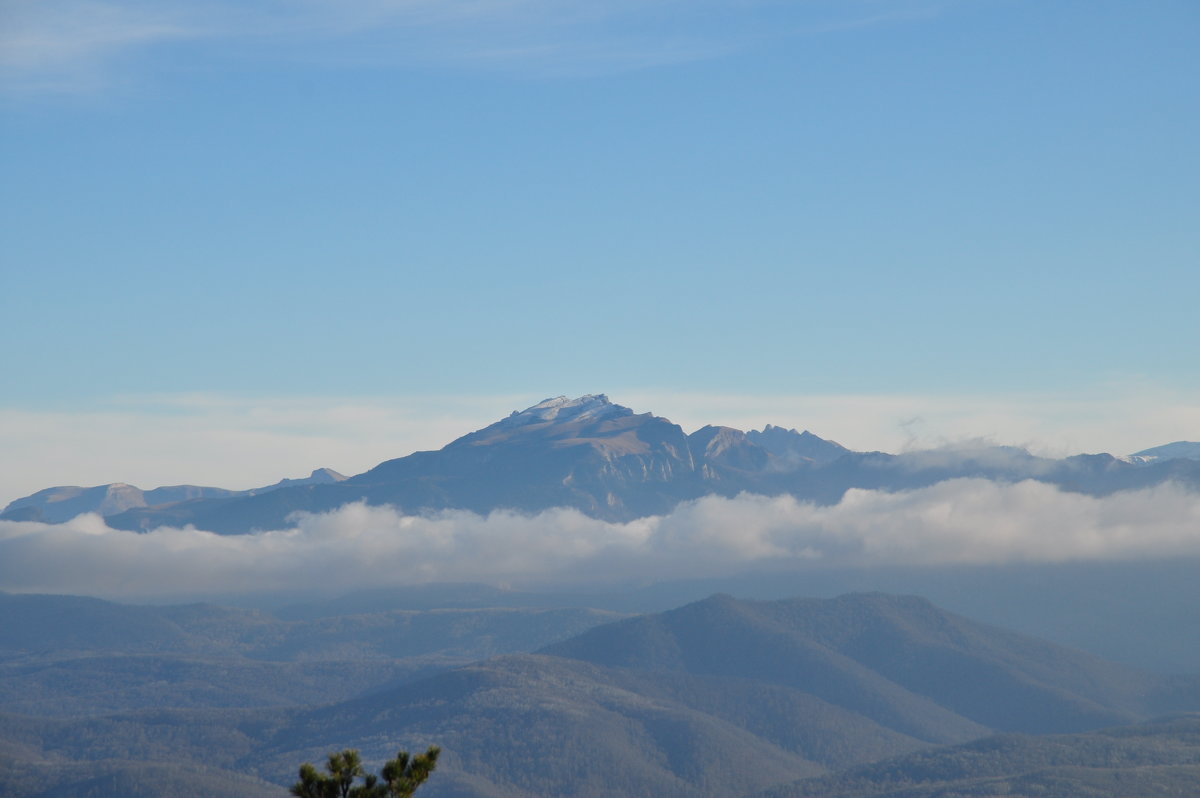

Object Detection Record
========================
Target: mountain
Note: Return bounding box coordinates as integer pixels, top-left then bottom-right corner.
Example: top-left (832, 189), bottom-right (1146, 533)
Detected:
top-left (346, 394), bottom-right (708, 516)
top-left (1, 468), bottom-right (346, 525)
top-left (541, 592), bottom-right (1163, 736)
top-left (0, 483), bottom-right (242, 524)
top-left (6, 394), bottom-right (1200, 534)
top-left (1124, 440), bottom-right (1200, 465)
top-left (3, 592), bottom-right (1195, 798)
top-left (747, 425), bottom-right (851, 466)
top-left (749, 714), bottom-right (1200, 798)
top-left (252, 467), bottom-right (347, 492)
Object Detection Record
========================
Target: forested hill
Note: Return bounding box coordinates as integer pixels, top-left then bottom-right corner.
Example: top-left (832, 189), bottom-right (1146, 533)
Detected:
top-left (748, 714), bottom-right (1200, 798)
top-left (2, 591), bottom-right (1198, 798)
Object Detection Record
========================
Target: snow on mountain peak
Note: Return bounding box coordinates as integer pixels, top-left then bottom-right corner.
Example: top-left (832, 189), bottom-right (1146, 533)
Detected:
top-left (508, 394), bottom-right (631, 425)
top-left (1121, 441), bottom-right (1200, 465)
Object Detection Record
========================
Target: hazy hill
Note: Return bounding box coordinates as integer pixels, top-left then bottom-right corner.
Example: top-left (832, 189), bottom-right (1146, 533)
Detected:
top-left (748, 714), bottom-right (1200, 798)
top-left (4, 592), bottom-right (1194, 798)
top-left (542, 593), bottom-right (1156, 736)
top-left (247, 592), bottom-right (1200, 797)
top-left (0, 755), bottom-right (288, 798)
top-left (253, 651), bottom-right (938, 798)
top-left (0, 592), bottom-right (621, 716)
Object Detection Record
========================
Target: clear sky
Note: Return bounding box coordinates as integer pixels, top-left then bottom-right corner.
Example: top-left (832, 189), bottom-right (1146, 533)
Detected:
top-left (1, 0), bottom-right (1197, 502)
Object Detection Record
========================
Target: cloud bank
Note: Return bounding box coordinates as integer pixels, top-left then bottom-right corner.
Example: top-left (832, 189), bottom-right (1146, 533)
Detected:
top-left (3, 479), bottom-right (1199, 600)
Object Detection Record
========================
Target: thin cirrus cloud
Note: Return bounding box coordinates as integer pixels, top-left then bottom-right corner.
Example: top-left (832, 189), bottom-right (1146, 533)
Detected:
top-left (1, 0), bottom-right (948, 92)
top-left (0, 0), bottom-right (201, 91)
top-left (2, 479), bottom-right (1200, 600)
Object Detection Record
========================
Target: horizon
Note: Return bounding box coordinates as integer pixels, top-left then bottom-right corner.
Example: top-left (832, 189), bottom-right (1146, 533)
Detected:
top-left (2, 388), bottom-right (1197, 505)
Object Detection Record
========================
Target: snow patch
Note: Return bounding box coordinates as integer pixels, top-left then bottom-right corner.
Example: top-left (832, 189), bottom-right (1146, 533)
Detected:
top-left (505, 394), bottom-right (631, 425)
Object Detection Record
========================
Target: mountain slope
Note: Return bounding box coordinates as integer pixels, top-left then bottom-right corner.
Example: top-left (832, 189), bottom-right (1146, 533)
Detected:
top-left (349, 394), bottom-right (708, 519)
top-left (257, 595), bottom-right (1197, 797)
top-left (748, 714), bottom-right (1200, 798)
top-left (747, 425), bottom-right (851, 466)
top-left (542, 593), bottom-right (1157, 735)
top-left (0, 593), bottom-right (621, 716)
top-left (0, 755), bottom-right (288, 798)
top-left (1127, 440), bottom-right (1200, 464)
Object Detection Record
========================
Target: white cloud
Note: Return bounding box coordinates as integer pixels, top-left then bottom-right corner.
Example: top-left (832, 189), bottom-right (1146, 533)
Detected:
top-left (3, 480), bottom-right (1199, 600)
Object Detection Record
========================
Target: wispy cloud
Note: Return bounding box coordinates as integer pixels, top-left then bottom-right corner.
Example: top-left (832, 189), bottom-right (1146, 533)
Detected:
top-left (3, 480), bottom-right (1199, 599)
top-left (0, 1), bottom-right (202, 92)
top-left (1, 0), bottom-right (951, 93)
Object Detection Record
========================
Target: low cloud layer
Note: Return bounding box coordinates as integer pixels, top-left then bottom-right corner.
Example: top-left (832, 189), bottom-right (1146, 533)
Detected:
top-left (2, 479), bottom-right (1199, 600)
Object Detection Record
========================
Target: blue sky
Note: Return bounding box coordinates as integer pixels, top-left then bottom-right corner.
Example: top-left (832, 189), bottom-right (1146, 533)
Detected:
top-left (1, 0), bottom-right (1197, 500)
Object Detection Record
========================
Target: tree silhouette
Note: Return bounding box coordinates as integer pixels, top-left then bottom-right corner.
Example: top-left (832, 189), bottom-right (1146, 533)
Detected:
top-left (291, 746), bottom-right (440, 798)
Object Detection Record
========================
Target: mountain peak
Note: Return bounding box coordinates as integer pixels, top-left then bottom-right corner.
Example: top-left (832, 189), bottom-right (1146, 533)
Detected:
top-left (504, 394), bottom-right (632, 426)
top-left (307, 468), bottom-right (347, 483)
top-left (746, 425), bottom-right (849, 466)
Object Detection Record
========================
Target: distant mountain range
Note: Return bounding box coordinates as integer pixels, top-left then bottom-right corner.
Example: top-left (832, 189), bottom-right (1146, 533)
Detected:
top-left (2, 591), bottom-right (1196, 798)
top-left (4, 394), bottom-right (1199, 533)
top-left (1, 467), bottom-right (346, 525)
